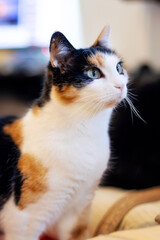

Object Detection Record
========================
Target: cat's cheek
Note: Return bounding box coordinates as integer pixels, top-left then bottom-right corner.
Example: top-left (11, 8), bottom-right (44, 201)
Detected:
top-left (51, 86), bottom-right (80, 105)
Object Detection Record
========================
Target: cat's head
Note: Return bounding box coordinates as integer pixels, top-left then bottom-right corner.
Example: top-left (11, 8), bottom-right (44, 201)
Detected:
top-left (44, 26), bottom-right (128, 115)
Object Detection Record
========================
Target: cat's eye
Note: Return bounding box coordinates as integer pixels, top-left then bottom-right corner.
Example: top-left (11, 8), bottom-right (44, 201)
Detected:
top-left (116, 62), bottom-right (124, 75)
top-left (87, 69), bottom-right (101, 79)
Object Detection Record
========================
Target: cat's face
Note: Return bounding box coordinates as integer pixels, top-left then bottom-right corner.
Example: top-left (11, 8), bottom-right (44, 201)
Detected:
top-left (48, 26), bottom-right (128, 115)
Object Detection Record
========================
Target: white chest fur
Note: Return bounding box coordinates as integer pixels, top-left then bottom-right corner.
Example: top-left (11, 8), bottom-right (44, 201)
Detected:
top-left (23, 107), bottom-right (112, 179)
top-left (21, 106), bottom-right (113, 223)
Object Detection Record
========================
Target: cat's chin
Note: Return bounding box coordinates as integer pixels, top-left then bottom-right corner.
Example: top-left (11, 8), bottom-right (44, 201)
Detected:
top-left (104, 95), bottom-right (126, 109)
top-left (115, 89), bottom-right (127, 104)
top-left (104, 101), bottom-right (120, 109)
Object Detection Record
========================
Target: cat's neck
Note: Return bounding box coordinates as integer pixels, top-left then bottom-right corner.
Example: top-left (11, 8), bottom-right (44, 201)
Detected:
top-left (23, 98), bottom-right (113, 133)
top-left (20, 99), bottom-right (113, 163)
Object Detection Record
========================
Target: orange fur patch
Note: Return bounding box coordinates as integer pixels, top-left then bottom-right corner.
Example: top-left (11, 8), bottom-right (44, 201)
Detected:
top-left (3, 119), bottom-right (23, 147)
top-left (69, 206), bottom-right (90, 240)
top-left (53, 85), bottom-right (79, 104)
top-left (4, 120), bottom-right (47, 209)
top-left (32, 105), bottom-right (40, 115)
top-left (18, 153), bottom-right (48, 209)
top-left (88, 52), bottom-right (105, 67)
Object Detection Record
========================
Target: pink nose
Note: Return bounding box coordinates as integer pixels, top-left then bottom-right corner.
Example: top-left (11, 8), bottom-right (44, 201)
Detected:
top-left (115, 84), bottom-right (124, 91)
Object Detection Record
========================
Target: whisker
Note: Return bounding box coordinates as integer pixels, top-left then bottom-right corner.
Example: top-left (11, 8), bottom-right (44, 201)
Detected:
top-left (72, 97), bottom-right (106, 119)
top-left (125, 97), bottom-right (147, 124)
top-left (75, 92), bottom-right (120, 104)
top-left (72, 91), bottom-right (128, 119)
top-left (72, 99), bottom-right (98, 118)
top-left (128, 91), bottom-right (138, 98)
top-left (114, 99), bottom-right (126, 111)
top-left (91, 101), bottom-right (106, 119)
top-left (125, 97), bottom-right (134, 123)
top-left (90, 102), bottom-right (100, 119)
top-left (100, 101), bottom-right (106, 114)
top-left (74, 94), bottom-right (98, 102)
top-left (94, 101), bottom-right (103, 116)
top-left (127, 92), bottom-right (138, 101)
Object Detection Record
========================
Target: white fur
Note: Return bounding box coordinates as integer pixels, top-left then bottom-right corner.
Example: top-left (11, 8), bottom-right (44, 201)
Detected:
top-left (1, 108), bottom-right (112, 240)
top-left (0, 52), bottom-right (128, 240)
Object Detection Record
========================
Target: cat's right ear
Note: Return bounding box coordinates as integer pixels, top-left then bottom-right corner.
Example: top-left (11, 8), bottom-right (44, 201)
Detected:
top-left (49, 32), bottom-right (75, 68)
top-left (93, 25), bottom-right (111, 49)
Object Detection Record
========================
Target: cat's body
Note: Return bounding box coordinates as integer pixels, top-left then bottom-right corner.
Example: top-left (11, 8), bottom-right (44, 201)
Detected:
top-left (0, 27), bottom-right (128, 240)
top-left (0, 110), bottom-right (110, 240)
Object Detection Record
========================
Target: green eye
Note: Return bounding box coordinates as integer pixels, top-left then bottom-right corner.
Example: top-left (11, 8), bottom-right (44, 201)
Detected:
top-left (116, 62), bottom-right (124, 75)
top-left (87, 69), bottom-right (101, 79)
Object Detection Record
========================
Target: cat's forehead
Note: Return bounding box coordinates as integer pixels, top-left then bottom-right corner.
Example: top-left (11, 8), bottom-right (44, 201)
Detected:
top-left (75, 47), bottom-right (119, 69)
top-left (87, 50), bottom-right (120, 69)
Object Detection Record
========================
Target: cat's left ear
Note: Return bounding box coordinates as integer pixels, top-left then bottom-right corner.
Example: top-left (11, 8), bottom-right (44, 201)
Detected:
top-left (49, 31), bottom-right (75, 68)
top-left (93, 25), bottom-right (111, 48)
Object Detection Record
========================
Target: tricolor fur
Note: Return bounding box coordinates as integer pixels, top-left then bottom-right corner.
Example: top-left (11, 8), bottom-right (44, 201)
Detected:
top-left (0, 26), bottom-right (128, 240)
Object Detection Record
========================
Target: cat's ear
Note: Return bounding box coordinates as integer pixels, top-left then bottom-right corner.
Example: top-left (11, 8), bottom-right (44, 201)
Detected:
top-left (93, 25), bottom-right (111, 48)
top-left (49, 32), bottom-right (75, 68)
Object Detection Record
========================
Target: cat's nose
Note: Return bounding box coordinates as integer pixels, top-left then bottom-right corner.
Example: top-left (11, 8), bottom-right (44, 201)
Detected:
top-left (115, 83), bottom-right (124, 91)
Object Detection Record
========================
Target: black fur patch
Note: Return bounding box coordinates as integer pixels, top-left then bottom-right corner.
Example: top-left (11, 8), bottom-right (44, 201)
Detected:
top-left (0, 116), bottom-right (23, 209)
top-left (36, 65), bottom-right (55, 107)
top-left (49, 31), bottom-right (74, 52)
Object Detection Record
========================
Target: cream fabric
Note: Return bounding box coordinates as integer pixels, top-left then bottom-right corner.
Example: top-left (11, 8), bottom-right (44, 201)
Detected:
top-left (89, 226), bottom-right (160, 240)
top-left (88, 187), bottom-right (160, 240)
top-left (119, 201), bottom-right (160, 231)
top-left (89, 187), bottom-right (127, 236)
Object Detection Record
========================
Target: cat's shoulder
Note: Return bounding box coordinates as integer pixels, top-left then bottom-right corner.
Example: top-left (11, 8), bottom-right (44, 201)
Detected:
top-left (0, 115), bottom-right (18, 139)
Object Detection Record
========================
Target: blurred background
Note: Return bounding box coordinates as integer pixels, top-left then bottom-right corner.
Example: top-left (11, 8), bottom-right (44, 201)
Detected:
top-left (0, 0), bottom-right (160, 117)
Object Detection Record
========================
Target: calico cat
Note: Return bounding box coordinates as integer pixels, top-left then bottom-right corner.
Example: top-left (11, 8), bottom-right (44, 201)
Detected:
top-left (0, 26), bottom-right (128, 240)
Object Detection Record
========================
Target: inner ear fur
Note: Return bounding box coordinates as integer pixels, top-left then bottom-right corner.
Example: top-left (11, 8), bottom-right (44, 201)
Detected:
top-left (49, 31), bottom-right (75, 68)
top-left (93, 25), bottom-right (111, 49)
